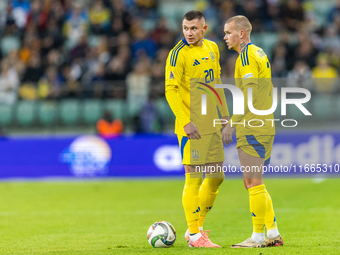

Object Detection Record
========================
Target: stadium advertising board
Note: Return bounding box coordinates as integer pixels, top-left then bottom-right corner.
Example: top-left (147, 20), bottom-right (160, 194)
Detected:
top-left (0, 132), bottom-right (339, 179)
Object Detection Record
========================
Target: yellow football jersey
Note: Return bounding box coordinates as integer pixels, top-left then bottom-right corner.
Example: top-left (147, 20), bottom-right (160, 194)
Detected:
top-left (165, 38), bottom-right (229, 136)
top-left (231, 43), bottom-right (275, 137)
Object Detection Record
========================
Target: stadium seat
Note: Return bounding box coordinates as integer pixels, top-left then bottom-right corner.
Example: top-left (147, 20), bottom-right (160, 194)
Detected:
top-left (286, 100), bottom-right (312, 120)
top-left (155, 98), bottom-right (175, 123)
top-left (143, 19), bottom-right (156, 32)
top-left (312, 94), bottom-right (333, 119)
top-left (15, 101), bottom-right (36, 126)
top-left (38, 101), bottom-right (57, 126)
top-left (105, 99), bottom-right (124, 121)
top-left (0, 104), bottom-right (13, 126)
top-left (83, 99), bottom-right (103, 124)
top-left (159, 2), bottom-right (195, 20)
top-left (158, 3), bottom-right (176, 19)
top-left (60, 99), bottom-right (80, 125)
top-left (250, 33), bottom-right (262, 48)
top-left (250, 32), bottom-right (278, 60)
top-left (261, 32), bottom-right (279, 60)
top-left (127, 99), bottom-right (148, 120)
top-left (88, 35), bottom-right (100, 47)
top-left (335, 96), bottom-right (340, 118)
top-left (0, 36), bottom-right (20, 55)
top-left (282, 91), bottom-right (316, 120)
top-left (313, 1), bottom-right (332, 27)
top-left (274, 99), bottom-right (281, 119)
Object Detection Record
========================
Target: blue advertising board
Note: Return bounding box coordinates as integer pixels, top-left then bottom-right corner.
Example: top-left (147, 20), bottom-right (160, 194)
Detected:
top-left (0, 132), bottom-right (339, 179)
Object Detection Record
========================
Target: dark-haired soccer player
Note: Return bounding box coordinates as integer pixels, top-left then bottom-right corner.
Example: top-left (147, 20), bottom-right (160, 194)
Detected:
top-left (222, 15), bottom-right (284, 248)
top-left (165, 10), bottom-right (229, 248)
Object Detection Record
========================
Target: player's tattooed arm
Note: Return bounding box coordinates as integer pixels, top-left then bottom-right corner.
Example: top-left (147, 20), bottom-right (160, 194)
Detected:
top-left (240, 41), bottom-right (246, 52)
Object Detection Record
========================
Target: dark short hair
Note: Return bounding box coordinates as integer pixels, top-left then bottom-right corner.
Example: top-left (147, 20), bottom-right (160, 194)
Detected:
top-left (183, 10), bottom-right (204, 21)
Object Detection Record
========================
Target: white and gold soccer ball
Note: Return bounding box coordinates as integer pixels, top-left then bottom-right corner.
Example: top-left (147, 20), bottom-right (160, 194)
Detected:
top-left (147, 221), bottom-right (176, 248)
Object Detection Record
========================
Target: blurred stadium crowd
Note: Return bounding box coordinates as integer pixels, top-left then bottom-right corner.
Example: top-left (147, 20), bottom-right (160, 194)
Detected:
top-left (0, 0), bottom-right (339, 132)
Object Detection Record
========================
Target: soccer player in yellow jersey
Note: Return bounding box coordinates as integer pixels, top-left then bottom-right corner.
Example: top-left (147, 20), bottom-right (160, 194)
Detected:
top-left (165, 10), bottom-right (229, 248)
top-left (222, 15), bottom-right (284, 248)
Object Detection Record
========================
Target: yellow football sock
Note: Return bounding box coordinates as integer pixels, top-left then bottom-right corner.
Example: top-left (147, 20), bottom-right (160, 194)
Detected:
top-left (265, 189), bottom-right (277, 230)
top-left (198, 171), bottom-right (224, 228)
top-left (182, 172), bottom-right (203, 234)
top-left (249, 184), bottom-right (267, 233)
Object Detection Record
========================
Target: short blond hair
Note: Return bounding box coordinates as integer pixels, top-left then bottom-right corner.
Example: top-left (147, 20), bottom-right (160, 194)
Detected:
top-left (226, 15), bottom-right (252, 34)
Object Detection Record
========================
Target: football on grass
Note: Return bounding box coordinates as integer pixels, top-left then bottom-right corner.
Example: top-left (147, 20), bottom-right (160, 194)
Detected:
top-left (147, 221), bottom-right (176, 248)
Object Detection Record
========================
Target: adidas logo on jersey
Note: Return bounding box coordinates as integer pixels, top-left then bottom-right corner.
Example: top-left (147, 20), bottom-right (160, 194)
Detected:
top-left (193, 59), bottom-right (200, 66)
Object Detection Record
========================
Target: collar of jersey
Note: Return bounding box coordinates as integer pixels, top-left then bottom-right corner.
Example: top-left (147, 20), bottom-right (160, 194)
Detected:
top-left (241, 42), bottom-right (253, 52)
top-left (183, 38), bottom-right (207, 47)
top-left (182, 38), bottom-right (190, 46)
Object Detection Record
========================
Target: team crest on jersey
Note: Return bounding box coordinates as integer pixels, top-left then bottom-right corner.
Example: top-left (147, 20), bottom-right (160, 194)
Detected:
top-left (256, 49), bottom-right (266, 58)
top-left (243, 73), bottom-right (254, 79)
top-left (209, 52), bottom-right (215, 61)
top-left (169, 70), bottom-right (174, 80)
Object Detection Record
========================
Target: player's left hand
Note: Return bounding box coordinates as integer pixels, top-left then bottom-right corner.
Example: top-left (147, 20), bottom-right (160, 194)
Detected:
top-left (220, 116), bottom-right (229, 129)
top-left (222, 124), bottom-right (235, 145)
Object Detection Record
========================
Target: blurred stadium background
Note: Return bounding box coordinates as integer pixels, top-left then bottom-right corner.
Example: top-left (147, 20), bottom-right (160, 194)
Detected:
top-left (0, 0), bottom-right (339, 179)
top-left (0, 1), bottom-right (340, 254)
top-left (0, 0), bottom-right (340, 133)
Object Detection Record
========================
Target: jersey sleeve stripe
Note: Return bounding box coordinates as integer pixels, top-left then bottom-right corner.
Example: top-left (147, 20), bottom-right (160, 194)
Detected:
top-left (170, 42), bottom-right (184, 66)
top-left (241, 53), bottom-right (245, 66)
top-left (245, 46), bottom-right (249, 65)
top-left (244, 51), bottom-right (247, 66)
top-left (173, 43), bottom-right (186, 67)
top-left (242, 51), bottom-right (246, 66)
top-left (171, 41), bottom-right (183, 61)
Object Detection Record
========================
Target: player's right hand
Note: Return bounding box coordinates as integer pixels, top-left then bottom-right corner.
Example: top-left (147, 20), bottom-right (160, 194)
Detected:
top-left (184, 122), bottom-right (201, 140)
top-left (222, 124), bottom-right (235, 145)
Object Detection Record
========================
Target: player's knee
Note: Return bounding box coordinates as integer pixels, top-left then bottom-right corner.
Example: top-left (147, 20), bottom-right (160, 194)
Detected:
top-left (212, 177), bottom-right (224, 188)
top-left (243, 180), bottom-right (254, 190)
top-left (206, 171), bottom-right (224, 185)
top-left (243, 178), bottom-right (262, 190)
top-left (243, 180), bottom-right (249, 190)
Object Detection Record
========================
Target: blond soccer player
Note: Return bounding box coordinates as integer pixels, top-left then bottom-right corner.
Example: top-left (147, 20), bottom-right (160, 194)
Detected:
top-left (222, 15), bottom-right (284, 248)
top-left (165, 10), bottom-right (229, 248)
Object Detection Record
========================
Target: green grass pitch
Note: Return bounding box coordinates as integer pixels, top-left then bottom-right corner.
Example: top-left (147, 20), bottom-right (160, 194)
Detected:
top-left (0, 178), bottom-right (339, 254)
